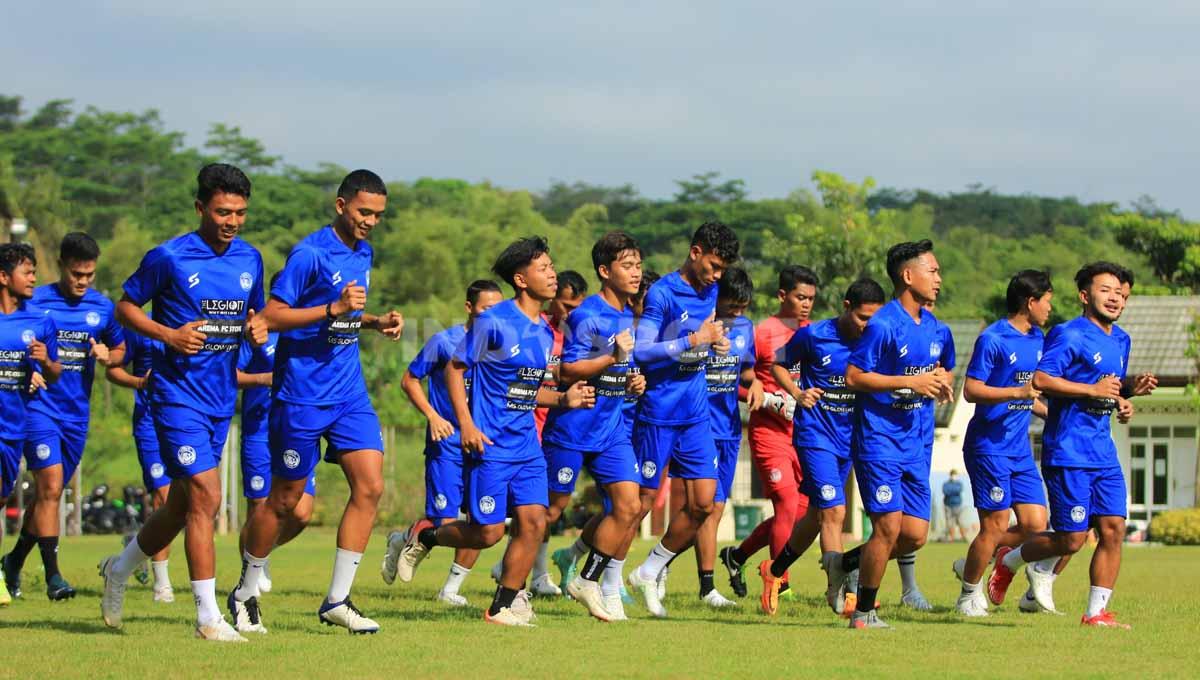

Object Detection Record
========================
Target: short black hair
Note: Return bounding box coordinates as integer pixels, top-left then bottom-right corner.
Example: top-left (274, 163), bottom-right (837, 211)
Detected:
top-left (885, 239), bottom-right (935, 287)
top-left (1074, 261), bottom-right (1126, 291)
top-left (466, 279), bottom-right (502, 305)
top-left (718, 267), bottom-right (753, 305)
top-left (691, 222), bottom-right (740, 262)
top-left (557, 270), bottom-right (588, 298)
top-left (491, 236), bottom-right (550, 289)
top-left (636, 270), bottom-right (661, 303)
top-left (60, 232), bottom-right (100, 263)
top-left (778, 264), bottom-right (819, 291)
top-left (0, 243), bottom-right (36, 276)
top-left (844, 277), bottom-right (886, 308)
top-left (337, 169), bottom-right (388, 200)
top-left (1116, 265), bottom-right (1134, 288)
top-left (197, 163), bottom-right (252, 204)
top-left (1006, 270), bottom-right (1054, 314)
top-left (591, 231), bottom-right (642, 276)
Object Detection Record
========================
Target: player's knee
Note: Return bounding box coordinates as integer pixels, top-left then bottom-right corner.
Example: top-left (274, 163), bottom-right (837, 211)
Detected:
top-left (612, 496), bottom-right (641, 526)
top-left (37, 482), bottom-right (63, 502)
top-left (907, 531), bottom-right (928, 550)
top-left (1097, 520), bottom-right (1124, 546)
top-left (478, 523), bottom-right (507, 547)
top-left (687, 499), bottom-right (714, 521)
top-left (821, 505), bottom-right (846, 526)
top-left (1060, 531), bottom-right (1088, 554)
top-left (351, 475), bottom-right (384, 506)
top-left (292, 503), bottom-right (313, 527)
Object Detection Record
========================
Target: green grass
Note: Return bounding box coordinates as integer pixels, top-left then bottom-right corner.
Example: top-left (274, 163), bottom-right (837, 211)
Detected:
top-left (2, 531), bottom-right (1197, 679)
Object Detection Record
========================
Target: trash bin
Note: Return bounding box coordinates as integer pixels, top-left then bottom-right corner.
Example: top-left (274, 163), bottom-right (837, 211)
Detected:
top-left (733, 504), bottom-right (762, 540)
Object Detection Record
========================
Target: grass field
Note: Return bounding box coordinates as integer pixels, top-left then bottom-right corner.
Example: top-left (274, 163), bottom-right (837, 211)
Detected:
top-left (1, 530), bottom-right (1196, 679)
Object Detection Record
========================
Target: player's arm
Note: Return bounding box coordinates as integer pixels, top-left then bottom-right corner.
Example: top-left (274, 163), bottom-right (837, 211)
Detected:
top-left (117, 295), bottom-right (207, 356)
top-left (401, 369), bottom-right (455, 441)
top-left (1031, 371), bottom-right (1120, 400)
top-left (632, 292), bottom-right (723, 365)
top-left (236, 370), bottom-right (272, 389)
top-left (106, 364), bottom-right (148, 390)
top-left (446, 359), bottom-right (490, 453)
top-left (537, 382), bottom-right (595, 409)
top-left (361, 311), bottom-right (404, 340)
top-left (27, 340), bottom-right (62, 383)
top-left (771, 362), bottom-right (802, 401)
top-left (560, 319), bottom-right (631, 384)
top-left (739, 365), bottom-right (764, 410)
top-left (1121, 372), bottom-right (1157, 398)
top-left (963, 377), bottom-right (1039, 404)
top-left (845, 364), bottom-right (948, 398)
top-left (1032, 397), bottom-right (1048, 419)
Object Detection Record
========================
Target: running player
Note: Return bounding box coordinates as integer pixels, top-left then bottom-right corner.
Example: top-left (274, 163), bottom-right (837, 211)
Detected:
top-left (758, 278), bottom-right (886, 616)
top-left (3, 233), bottom-right (124, 601)
top-left (533, 270), bottom-right (587, 439)
top-left (99, 163), bottom-right (268, 642)
top-left (389, 236), bottom-right (593, 627)
top-left (625, 222), bottom-right (739, 619)
top-left (0, 243), bottom-right (60, 608)
top-left (383, 279), bottom-right (504, 606)
top-left (230, 169), bottom-right (403, 635)
top-left (720, 265), bottom-right (816, 598)
top-left (952, 270), bottom-right (1053, 617)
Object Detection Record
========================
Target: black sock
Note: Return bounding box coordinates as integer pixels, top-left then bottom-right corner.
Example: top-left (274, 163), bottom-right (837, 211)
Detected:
top-left (729, 547), bottom-right (748, 566)
top-left (698, 570), bottom-right (715, 596)
top-left (841, 545), bottom-right (862, 573)
top-left (417, 527), bottom-right (438, 550)
top-left (488, 585), bottom-right (519, 616)
top-left (579, 547), bottom-right (614, 582)
top-left (770, 543), bottom-right (802, 578)
top-left (856, 585), bottom-right (878, 614)
top-left (38, 537), bottom-right (60, 580)
top-left (6, 530), bottom-right (37, 569)
top-left (779, 581), bottom-right (791, 594)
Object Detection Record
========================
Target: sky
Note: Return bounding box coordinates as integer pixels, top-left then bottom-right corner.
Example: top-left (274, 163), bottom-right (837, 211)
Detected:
top-left (5, 1), bottom-right (1199, 216)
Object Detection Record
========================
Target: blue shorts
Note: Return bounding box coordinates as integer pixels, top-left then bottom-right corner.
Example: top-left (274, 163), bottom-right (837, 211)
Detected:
top-left (545, 440), bottom-right (640, 494)
top-left (132, 407), bottom-right (169, 491)
top-left (425, 443), bottom-right (466, 520)
top-left (713, 438), bottom-right (740, 504)
top-left (964, 453), bottom-right (1047, 511)
top-left (23, 412), bottom-right (88, 485)
top-left (242, 429), bottom-right (316, 498)
top-left (156, 404), bottom-right (232, 480)
top-left (269, 393), bottom-right (384, 481)
top-left (1043, 464), bottom-right (1126, 533)
top-left (1, 438), bottom-right (20, 498)
top-left (465, 455), bottom-right (548, 525)
top-left (635, 421), bottom-right (717, 489)
top-left (854, 457), bottom-right (931, 520)
top-left (800, 445), bottom-right (853, 509)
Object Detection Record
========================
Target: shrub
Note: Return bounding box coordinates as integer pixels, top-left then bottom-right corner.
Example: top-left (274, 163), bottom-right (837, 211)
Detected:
top-left (1150, 508), bottom-right (1200, 545)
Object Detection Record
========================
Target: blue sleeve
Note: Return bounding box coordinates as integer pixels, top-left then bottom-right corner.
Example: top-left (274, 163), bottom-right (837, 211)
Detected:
top-left (122, 246), bottom-right (171, 306)
top-left (407, 334), bottom-right (444, 380)
top-left (633, 286), bottom-right (690, 364)
top-left (271, 246), bottom-right (318, 307)
top-left (940, 326), bottom-right (956, 371)
top-left (249, 254), bottom-right (265, 312)
top-left (35, 316), bottom-right (59, 370)
top-left (1121, 334), bottom-right (1132, 380)
top-left (849, 319), bottom-right (889, 373)
top-left (964, 333), bottom-right (995, 382)
top-left (742, 327), bottom-right (756, 370)
top-left (101, 298), bottom-right (126, 348)
top-left (782, 327), bottom-right (808, 369)
top-left (1036, 326), bottom-right (1075, 378)
top-left (237, 338), bottom-right (253, 371)
top-left (560, 311), bottom-right (599, 364)
top-left (452, 316), bottom-right (498, 370)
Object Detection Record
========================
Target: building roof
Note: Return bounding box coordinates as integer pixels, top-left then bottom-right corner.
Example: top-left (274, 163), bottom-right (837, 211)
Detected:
top-left (936, 319), bottom-right (985, 427)
top-left (1119, 295), bottom-right (1200, 386)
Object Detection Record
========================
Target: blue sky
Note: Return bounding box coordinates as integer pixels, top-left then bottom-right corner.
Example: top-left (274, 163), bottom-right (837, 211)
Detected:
top-left (5, 2), bottom-right (1198, 216)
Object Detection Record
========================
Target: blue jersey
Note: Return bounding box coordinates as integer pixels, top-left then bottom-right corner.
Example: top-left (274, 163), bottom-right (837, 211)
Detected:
top-left (942, 478), bottom-right (964, 507)
top-left (634, 271), bottom-right (718, 426)
top-left (544, 294), bottom-right (636, 451)
top-left (452, 299), bottom-right (553, 462)
top-left (26, 285), bottom-right (125, 424)
top-left (705, 315), bottom-right (755, 440)
top-left (920, 318), bottom-right (956, 447)
top-left (1038, 316), bottom-right (1131, 468)
top-left (963, 319), bottom-right (1044, 457)
top-left (0, 304), bottom-right (58, 441)
top-left (408, 324), bottom-right (467, 450)
top-left (120, 330), bottom-right (160, 415)
top-left (784, 318), bottom-right (858, 454)
top-left (271, 225), bottom-right (373, 406)
top-left (123, 232), bottom-right (265, 418)
top-left (238, 331), bottom-right (279, 437)
top-left (848, 299), bottom-right (945, 462)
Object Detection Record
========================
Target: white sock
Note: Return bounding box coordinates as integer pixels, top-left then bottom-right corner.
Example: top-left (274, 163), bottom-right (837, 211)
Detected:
top-left (533, 541), bottom-right (549, 578)
top-left (1086, 586), bottom-right (1112, 618)
top-left (191, 578), bottom-right (221, 626)
top-left (151, 560), bottom-right (171, 589)
top-left (961, 579), bottom-right (982, 595)
top-left (821, 551), bottom-right (840, 572)
top-left (326, 548), bottom-right (363, 604)
top-left (570, 537), bottom-right (588, 561)
top-left (898, 552), bottom-right (918, 592)
top-left (602, 559), bottom-right (624, 598)
top-left (1032, 557), bottom-right (1058, 574)
top-left (234, 552), bottom-right (268, 601)
top-left (113, 536), bottom-right (151, 580)
top-left (637, 542), bottom-right (676, 582)
top-left (443, 562), bottom-right (470, 595)
top-left (1002, 545), bottom-right (1027, 571)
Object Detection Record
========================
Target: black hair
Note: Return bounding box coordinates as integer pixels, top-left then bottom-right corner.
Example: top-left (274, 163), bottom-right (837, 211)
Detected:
top-left (0, 243), bottom-right (36, 276)
top-left (1074, 261), bottom-right (1125, 291)
top-left (1006, 269), bottom-right (1054, 314)
top-left (59, 232), bottom-right (100, 263)
top-left (844, 277), bottom-right (887, 308)
top-left (197, 163), bottom-right (252, 204)
top-left (691, 221), bottom-right (740, 262)
top-left (1116, 265), bottom-right (1134, 288)
top-left (636, 270), bottom-right (661, 303)
top-left (491, 236), bottom-right (551, 290)
top-left (591, 231), bottom-right (642, 276)
top-left (885, 239), bottom-right (934, 287)
top-left (779, 264), bottom-right (819, 291)
top-left (718, 267), bottom-right (753, 305)
top-left (337, 169), bottom-right (388, 200)
top-left (557, 270), bottom-right (588, 298)
top-left (466, 279), bottom-right (502, 305)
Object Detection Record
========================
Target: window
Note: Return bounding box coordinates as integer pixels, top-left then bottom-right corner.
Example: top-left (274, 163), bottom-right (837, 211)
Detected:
top-left (1175, 426), bottom-right (1197, 439)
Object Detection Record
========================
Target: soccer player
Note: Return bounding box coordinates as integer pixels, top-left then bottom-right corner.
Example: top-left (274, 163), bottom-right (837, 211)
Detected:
top-left (99, 163), bottom-right (268, 642)
top-left (842, 240), bottom-right (953, 629)
top-left (625, 222), bottom-right (740, 619)
top-left (758, 278), bottom-right (886, 616)
top-left (952, 270), bottom-right (1053, 617)
top-left (0, 243), bottom-right (61, 608)
top-left (3, 233), bottom-right (124, 601)
top-left (383, 279), bottom-right (504, 606)
top-left (229, 169), bottom-right (403, 635)
top-left (719, 265), bottom-right (816, 598)
top-left (389, 236), bottom-right (593, 627)
top-left (533, 270), bottom-right (587, 440)
top-left (988, 262), bottom-right (1152, 628)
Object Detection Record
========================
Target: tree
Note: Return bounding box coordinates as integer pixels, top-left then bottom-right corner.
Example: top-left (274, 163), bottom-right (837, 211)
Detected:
top-left (1108, 212), bottom-right (1200, 289)
top-left (673, 171), bottom-right (747, 204)
top-left (205, 123), bottom-right (279, 172)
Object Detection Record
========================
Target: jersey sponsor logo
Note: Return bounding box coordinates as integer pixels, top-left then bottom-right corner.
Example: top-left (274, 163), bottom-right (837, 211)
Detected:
top-left (680, 310), bottom-right (689, 322)
top-left (557, 467), bottom-right (575, 485)
top-left (509, 344), bottom-right (520, 357)
top-left (20, 329), bottom-right (35, 345)
top-left (85, 311), bottom-right (101, 327)
top-left (606, 333), bottom-right (616, 347)
top-left (930, 341), bottom-right (943, 358)
top-left (1037, 350), bottom-right (1043, 360)
top-left (177, 445), bottom-right (197, 466)
top-left (1092, 352), bottom-right (1102, 365)
top-left (331, 270), bottom-right (343, 287)
top-left (821, 354), bottom-right (832, 367)
top-left (250, 475), bottom-right (265, 492)
top-left (820, 484), bottom-right (837, 501)
top-left (265, 344), bottom-right (276, 357)
top-left (875, 485), bottom-right (893, 504)
top-left (434, 494), bottom-right (448, 511)
top-left (1008, 352), bottom-right (1018, 365)
top-left (641, 460), bottom-right (657, 479)
top-left (898, 344), bottom-right (908, 358)
top-left (989, 486), bottom-right (1005, 503)
top-left (188, 272), bottom-right (201, 288)
top-left (200, 299), bottom-right (247, 315)
top-left (35, 443), bottom-right (51, 460)
top-left (1070, 505), bottom-right (1087, 524)
top-left (283, 449), bottom-right (301, 469)
top-left (768, 468), bottom-right (782, 483)
top-left (150, 463), bottom-right (164, 479)
top-left (479, 495), bottom-right (496, 515)
top-left (239, 272), bottom-right (254, 292)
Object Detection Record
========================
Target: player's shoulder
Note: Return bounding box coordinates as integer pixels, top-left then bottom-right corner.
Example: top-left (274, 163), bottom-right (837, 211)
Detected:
top-left (1049, 316), bottom-right (1087, 340)
top-left (227, 236), bottom-right (262, 259)
top-left (81, 287), bottom-right (115, 310)
top-left (1111, 322), bottom-right (1131, 343)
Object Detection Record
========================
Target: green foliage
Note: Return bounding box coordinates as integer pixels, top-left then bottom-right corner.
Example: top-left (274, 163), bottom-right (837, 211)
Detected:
top-left (1107, 212), bottom-right (1200, 288)
top-left (1150, 508), bottom-right (1200, 544)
